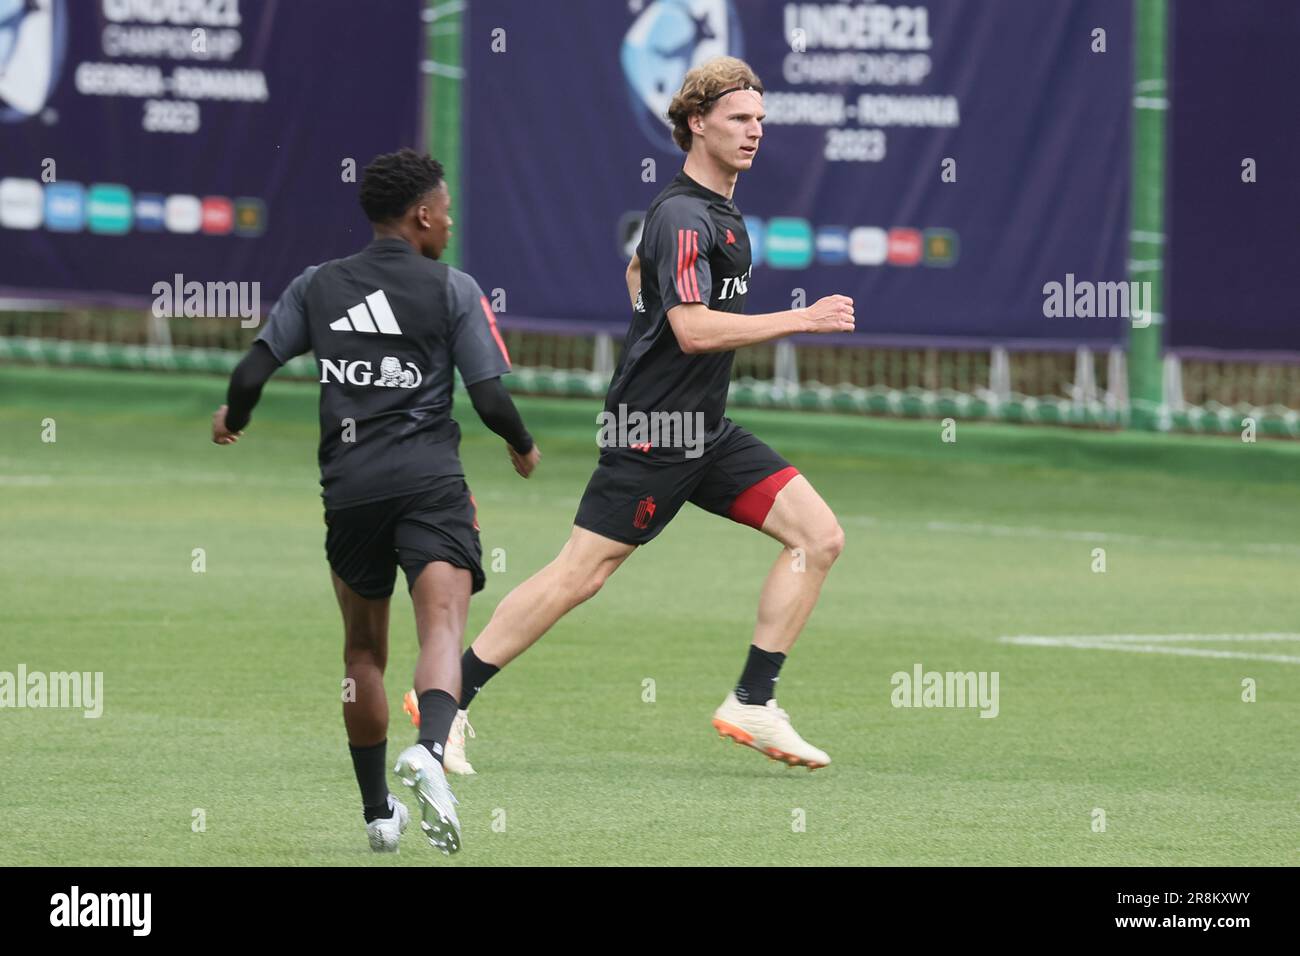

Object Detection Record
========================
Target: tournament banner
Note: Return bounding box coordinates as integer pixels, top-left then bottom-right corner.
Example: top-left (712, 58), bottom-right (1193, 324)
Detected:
top-left (463, 0), bottom-right (1133, 346)
top-left (1165, 0), bottom-right (1300, 354)
top-left (0, 0), bottom-right (423, 308)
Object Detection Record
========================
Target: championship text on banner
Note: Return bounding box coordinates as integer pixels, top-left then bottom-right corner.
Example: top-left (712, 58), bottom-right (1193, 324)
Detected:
top-left (0, 0), bottom-right (424, 308)
top-left (462, 0), bottom-right (1133, 345)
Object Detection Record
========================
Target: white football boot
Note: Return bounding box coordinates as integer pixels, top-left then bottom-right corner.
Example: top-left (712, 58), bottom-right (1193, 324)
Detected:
top-left (444, 710), bottom-right (477, 776)
top-left (711, 692), bottom-right (831, 770)
top-left (404, 690), bottom-right (476, 776)
top-left (393, 745), bottom-right (462, 854)
top-left (366, 793), bottom-right (410, 853)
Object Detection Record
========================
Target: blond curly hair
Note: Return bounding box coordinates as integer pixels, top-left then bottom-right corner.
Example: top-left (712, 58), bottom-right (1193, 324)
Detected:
top-left (666, 56), bottom-right (763, 152)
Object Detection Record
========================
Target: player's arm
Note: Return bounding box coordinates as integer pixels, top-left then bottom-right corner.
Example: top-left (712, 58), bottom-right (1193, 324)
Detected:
top-left (625, 253), bottom-right (641, 309)
top-left (212, 266), bottom-right (316, 444)
top-left (667, 297), bottom-right (853, 354)
top-left (449, 269), bottom-right (541, 478)
top-left (214, 342), bottom-right (279, 443)
top-left (647, 198), bottom-right (853, 354)
top-left (466, 376), bottom-right (538, 478)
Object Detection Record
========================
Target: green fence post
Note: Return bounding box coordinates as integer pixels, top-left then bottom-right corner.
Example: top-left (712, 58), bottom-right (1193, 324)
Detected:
top-left (1127, 0), bottom-right (1168, 429)
top-left (427, 1), bottom-right (464, 268)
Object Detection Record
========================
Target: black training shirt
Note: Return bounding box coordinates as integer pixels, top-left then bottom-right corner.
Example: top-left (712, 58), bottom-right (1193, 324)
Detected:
top-left (255, 237), bottom-right (511, 508)
top-left (606, 170), bottom-right (753, 453)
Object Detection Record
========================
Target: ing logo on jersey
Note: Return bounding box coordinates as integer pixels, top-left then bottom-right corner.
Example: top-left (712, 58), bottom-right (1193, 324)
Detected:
top-left (320, 356), bottom-right (423, 389)
top-left (375, 356), bottom-right (419, 387)
top-left (621, 0), bottom-right (743, 153)
top-left (0, 0), bottom-right (67, 123)
top-left (717, 265), bottom-right (751, 301)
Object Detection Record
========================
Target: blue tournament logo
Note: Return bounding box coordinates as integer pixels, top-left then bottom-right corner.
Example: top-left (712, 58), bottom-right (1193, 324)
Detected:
top-left (44, 180), bottom-right (83, 231)
top-left (134, 193), bottom-right (166, 232)
top-left (621, 0), bottom-right (743, 153)
top-left (815, 226), bottom-right (849, 265)
top-left (0, 0), bottom-right (67, 123)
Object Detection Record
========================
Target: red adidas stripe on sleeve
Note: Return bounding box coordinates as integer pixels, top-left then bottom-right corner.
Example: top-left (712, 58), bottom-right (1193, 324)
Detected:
top-left (686, 230), bottom-right (696, 300)
top-left (479, 295), bottom-right (511, 364)
top-left (676, 229), bottom-right (686, 300)
top-left (676, 228), bottom-right (701, 302)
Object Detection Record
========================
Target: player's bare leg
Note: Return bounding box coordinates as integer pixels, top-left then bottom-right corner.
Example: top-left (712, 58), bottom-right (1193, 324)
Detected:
top-left (472, 526), bottom-right (636, 667)
top-left (333, 571), bottom-right (391, 746)
top-left (752, 475), bottom-right (845, 653)
top-left (332, 572), bottom-right (408, 850)
top-left (410, 561), bottom-right (469, 700)
top-left (712, 475), bottom-right (844, 769)
top-left (425, 528), bottom-right (635, 775)
top-left (394, 560), bottom-right (472, 854)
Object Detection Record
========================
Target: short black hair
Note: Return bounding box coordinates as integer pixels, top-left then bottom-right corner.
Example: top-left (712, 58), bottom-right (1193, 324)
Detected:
top-left (358, 148), bottom-right (445, 223)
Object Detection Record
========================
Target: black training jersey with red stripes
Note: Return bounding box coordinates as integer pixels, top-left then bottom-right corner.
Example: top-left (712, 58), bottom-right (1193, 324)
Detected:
top-left (606, 170), bottom-right (752, 453)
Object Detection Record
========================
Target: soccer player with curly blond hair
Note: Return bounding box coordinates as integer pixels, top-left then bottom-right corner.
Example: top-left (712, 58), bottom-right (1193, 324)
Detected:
top-left (441, 56), bottom-right (855, 772)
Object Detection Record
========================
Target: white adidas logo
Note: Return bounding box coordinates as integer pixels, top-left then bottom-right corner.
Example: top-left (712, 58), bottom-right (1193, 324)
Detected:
top-left (330, 290), bottom-right (403, 335)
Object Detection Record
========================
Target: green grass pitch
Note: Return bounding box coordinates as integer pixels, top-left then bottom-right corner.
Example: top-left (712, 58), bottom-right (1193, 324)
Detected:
top-left (0, 365), bottom-right (1296, 866)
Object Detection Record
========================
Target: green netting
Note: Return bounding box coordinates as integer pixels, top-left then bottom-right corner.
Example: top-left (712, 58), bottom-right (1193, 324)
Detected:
top-left (5, 334), bottom-right (1297, 437)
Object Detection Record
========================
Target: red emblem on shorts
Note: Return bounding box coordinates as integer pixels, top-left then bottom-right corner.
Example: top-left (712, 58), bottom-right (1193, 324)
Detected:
top-left (633, 496), bottom-right (656, 530)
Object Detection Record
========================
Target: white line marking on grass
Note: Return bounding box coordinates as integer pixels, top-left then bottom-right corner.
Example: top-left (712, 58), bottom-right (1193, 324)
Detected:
top-left (999, 634), bottom-right (1300, 665)
top-left (927, 520), bottom-right (1131, 544)
top-left (1071, 633), bottom-right (1300, 643)
top-left (840, 515), bottom-right (1300, 558)
top-left (921, 519), bottom-right (1300, 555)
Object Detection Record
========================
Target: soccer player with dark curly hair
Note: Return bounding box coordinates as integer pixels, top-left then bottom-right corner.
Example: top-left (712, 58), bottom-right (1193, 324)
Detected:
top-left (440, 57), bottom-right (855, 774)
top-left (211, 148), bottom-right (541, 855)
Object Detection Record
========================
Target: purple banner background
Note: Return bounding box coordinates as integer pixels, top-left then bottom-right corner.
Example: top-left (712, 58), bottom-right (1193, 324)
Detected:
top-left (0, 0), bottom-right (423, 307)
top-left (462, 0), bottom-right (1133, 345)
top-left (1165, 0), bottom-right (1300, 353)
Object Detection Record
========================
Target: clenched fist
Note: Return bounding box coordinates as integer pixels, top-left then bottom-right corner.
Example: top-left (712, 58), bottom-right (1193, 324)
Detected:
top-left (803, 295), bottom-right (855, 334)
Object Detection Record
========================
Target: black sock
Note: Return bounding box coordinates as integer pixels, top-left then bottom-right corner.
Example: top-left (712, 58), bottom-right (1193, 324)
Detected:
top-left (459, 647), bottom-right (500, 710)
top-left (418, 689), bottom-right (459, 764)
top-left (349, 740), bottom-right (390, 821)
top-left (735, 645), bottom-right (786, 706)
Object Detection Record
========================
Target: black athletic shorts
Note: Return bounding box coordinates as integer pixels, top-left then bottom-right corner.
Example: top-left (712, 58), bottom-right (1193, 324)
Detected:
top-left (574, 419), bottom-right (798, 546)
top-left (324, 477), bottom-right (485, 599)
